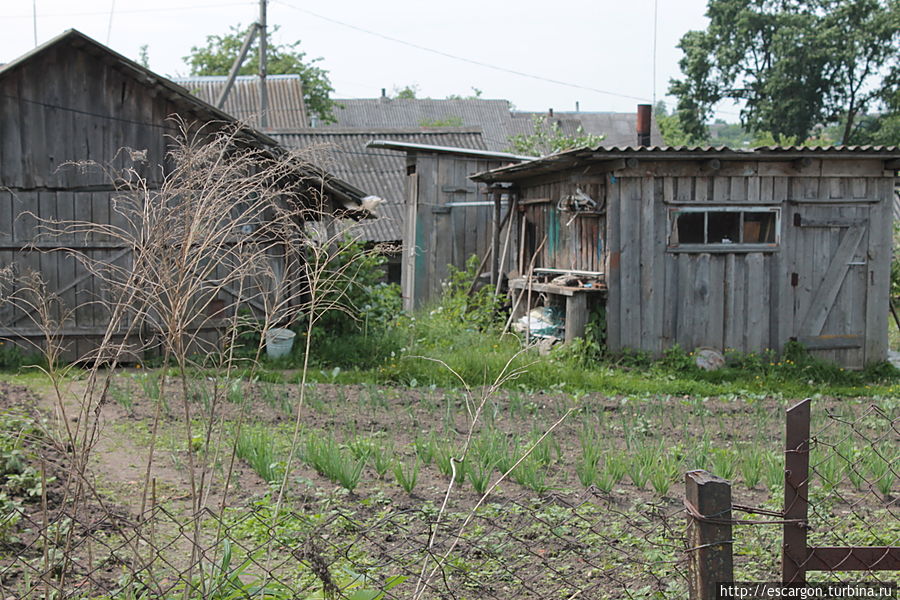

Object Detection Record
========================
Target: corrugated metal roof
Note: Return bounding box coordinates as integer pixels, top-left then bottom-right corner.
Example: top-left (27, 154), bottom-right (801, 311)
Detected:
top-left (366, 140), bottom-right (534, 161)
top-left (325, 99), bottom-right (661, 151)
top-left (271, 129), bottom-right (489, 242)
top-left (173, 75), bottom-right (309, 129)
top-left (472, 144), bottom-right (900, 181)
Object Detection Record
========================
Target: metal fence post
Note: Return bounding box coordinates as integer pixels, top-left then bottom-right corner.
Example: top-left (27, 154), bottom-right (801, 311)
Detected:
top-left (783, 398), bottom-right (811, 583)
top-left (686, 470), bottom-right (734, 600)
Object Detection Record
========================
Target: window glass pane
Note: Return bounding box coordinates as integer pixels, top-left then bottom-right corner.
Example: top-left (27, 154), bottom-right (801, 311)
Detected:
top-left (707, 212), bottom-right (741, 244)
top-left (675, 212), bottom-right (705, 244)
top-left (743, 212), bottom-right (776, 243)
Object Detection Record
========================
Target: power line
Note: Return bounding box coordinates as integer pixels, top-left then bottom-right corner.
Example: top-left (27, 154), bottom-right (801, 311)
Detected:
top-left (3, 1), bottom-right (255, 19)
top-left (274, 0), bottom-right (651, 104)
top-left (274, 0), bottom-right (743, 119)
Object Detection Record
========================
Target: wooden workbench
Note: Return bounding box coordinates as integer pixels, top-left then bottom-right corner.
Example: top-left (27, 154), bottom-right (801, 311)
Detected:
top-left (508, 277), bottom-right (607, 342)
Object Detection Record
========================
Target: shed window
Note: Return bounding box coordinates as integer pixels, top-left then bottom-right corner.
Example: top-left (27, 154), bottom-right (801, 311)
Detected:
top-left (669, 207), bottom-right (779, 248)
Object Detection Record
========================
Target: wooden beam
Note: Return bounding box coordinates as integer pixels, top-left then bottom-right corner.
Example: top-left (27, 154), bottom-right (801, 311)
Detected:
top-left (793, 157), bottom-right (813, 171)
top-left (804, 547), bottom-right (900, 572)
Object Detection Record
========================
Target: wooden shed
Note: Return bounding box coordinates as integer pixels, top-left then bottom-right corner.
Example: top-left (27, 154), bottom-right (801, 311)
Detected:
top-left (0, 30), bottom-right (366, 360)
top-left (366, 140), bottom-right (530, 310)
top-left (472, 146), bottom-right (900, 368)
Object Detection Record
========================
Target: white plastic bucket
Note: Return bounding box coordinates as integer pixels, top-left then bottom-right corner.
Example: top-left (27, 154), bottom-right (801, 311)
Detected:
top-left (265, 328), bottom-right (296, 359)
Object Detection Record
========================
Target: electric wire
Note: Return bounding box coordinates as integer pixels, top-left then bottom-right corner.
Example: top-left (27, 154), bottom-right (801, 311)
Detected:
top-left (273, 0), bottom-right (743, 118)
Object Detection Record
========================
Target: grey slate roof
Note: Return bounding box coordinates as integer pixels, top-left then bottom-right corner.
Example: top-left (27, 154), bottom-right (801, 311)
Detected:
top-left (173, 75), bottom-right (309, 129)
top-left (325, 98), bottom-right (663, 151)
top-left (327, 98), bottom-right (514, 151)
top-left (508, 111), bottom-right (663, 147)
top-left (271, 128), bottom-right (489, 242)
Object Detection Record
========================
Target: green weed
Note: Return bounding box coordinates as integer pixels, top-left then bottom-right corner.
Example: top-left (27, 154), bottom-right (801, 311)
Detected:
top-left (234, 426), bottom-right (283, 483)
top-left (740, 444), bottom-right (765, 489)
top-left (466, 457), bottom-right (494, 495)
top-left (303, 436), bottom-right (368, 493)
top-left (393, 458), bottom-right (419, 495)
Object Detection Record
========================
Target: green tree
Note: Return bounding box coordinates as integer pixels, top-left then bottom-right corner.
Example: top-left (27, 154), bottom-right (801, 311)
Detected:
top-left (670, 0), bottom-right (900, 143)
top-left (183, 24), bottom-right (336, 123)
top-left (392, 84), bottom-right (419, 99)
top-left (654, 101), bottom-right (705, 146)
top-left (507, 115), bottom-right (605, 157)
top-left (446, 87), bottom-right (484, 100)
top-left (137, 44), bottom-right (150, 69)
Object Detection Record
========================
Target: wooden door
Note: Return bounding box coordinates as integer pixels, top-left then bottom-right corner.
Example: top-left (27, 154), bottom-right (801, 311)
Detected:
top-left (788, 205), bottom-right (870, 368)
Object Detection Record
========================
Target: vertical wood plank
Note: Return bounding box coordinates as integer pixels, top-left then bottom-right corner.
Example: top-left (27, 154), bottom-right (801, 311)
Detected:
top-left (662, 252), bottom-right (678, 347)
top-left (713, 177), bottom-right (730, 202)
top-left (771, 177), bottom-right (792, 351)
top-left (706, 256), bottom-right (725, 349)
top-left (724, 253), bottom-right (738, 351)
top-left (640, 177), bottom-right (658, 353)
top-left (676, 254), bottom-right (695, 349)
top-left (606, 179), bottom-right (621, 351)
top-left (619, 178), bottom-right (642, 349)
top-left (653, 178), bottom-right (667, 353)
top-left (865, 179), bottom-right (891, 363)
top-left (730, 177), bottom-right (747, 202)
top-left (745, 252), bottom-right (766, 352)
top-left (694, 176), bottom-right (709, 202)
top-left (433, 156), bottom-right (453, 293)
top-left (676, 176), bottom-right (692, 202)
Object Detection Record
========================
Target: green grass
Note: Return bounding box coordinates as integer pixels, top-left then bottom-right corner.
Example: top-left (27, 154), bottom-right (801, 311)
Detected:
top-left (303, 435), bottom-right (368, 493)
top-left (265, 315), bottom-right (899, 398)
top-left (234, 425), bottom-right (283, 483)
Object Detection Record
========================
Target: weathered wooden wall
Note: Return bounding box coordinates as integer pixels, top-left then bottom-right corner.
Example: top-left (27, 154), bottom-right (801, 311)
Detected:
top-left (0, 40), bottom-right (300, 361)
top-left (604, 162), bottom-right (893, 368)
top-left (510, 159), bottom-right (894, 368)
top-left (517, 178), bottom-right (606, 274)
top-left (403, 153), bottom-right (514, 309)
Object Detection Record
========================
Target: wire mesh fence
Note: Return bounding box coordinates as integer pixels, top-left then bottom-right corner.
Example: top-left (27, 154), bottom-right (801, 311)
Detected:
top-left (0, 486), bottom-right (692, 599)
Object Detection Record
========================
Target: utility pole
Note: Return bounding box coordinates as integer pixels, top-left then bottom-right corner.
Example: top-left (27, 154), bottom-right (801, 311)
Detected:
top-left (258, 0), bottom-right (269, 129)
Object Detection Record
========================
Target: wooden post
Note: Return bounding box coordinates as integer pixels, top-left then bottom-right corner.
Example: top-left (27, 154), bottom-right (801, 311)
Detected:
top-left (685, 470), bottom-right (734, 600)
top-left (491, 189), bottom-right (501, 286)
top-left (783, 398), bottom-right (811, 583)
top-left (564, 293), bottom-right (588, 342)
top-left (258, 0), bottom-right (269, 129)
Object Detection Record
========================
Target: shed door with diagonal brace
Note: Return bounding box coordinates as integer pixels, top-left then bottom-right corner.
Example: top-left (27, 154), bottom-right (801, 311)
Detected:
top-left (789, 205), bottom-right (870, 368)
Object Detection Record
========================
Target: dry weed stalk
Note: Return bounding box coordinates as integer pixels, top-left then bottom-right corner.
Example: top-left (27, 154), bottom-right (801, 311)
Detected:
top-left (409, 349), bottom-right (574, 600)
top-left (1, 119), bottom-right (378, 598)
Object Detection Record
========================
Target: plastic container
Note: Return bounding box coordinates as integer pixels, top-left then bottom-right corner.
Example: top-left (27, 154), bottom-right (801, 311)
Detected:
top-left (265, 328), bottom-right (296, 359)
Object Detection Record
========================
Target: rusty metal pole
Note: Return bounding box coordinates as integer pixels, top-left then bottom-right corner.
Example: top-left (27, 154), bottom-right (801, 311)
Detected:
top-left (686, 470), bottom-right (734, 600)
top-left (783, 398), bottom-right (811, 583)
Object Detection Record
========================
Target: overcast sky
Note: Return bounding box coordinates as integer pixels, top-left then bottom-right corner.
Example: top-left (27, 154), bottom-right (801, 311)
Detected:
top-left (2, 0), bottom-right (741, 121)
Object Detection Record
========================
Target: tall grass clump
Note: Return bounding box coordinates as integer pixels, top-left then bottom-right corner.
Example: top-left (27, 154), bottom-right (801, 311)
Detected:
top-left (235, 426), bottom-right (283, 483)
top-left (393, 458), bottom-right (419, 495)
top-left (303, 436), bottom-right (368, 492)
top-left (576, 425), bottom-right (604, 488)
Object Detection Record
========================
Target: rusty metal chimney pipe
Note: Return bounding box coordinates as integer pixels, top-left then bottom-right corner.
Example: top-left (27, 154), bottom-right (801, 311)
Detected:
top-left (637, 104), bottom-right (652, 146)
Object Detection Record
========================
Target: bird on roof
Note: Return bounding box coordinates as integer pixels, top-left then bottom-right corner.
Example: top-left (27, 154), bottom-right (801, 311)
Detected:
top-left (360, 195), bottom-right (385, 213)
